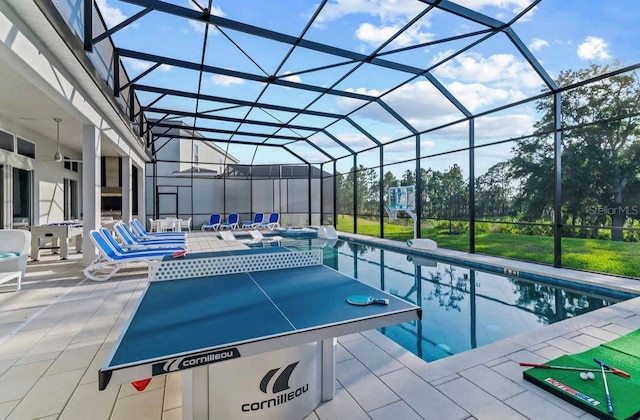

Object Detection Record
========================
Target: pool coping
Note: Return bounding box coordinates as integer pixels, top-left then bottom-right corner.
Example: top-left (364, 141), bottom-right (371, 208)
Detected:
top-left (337, 232), bottom-right (640, 297)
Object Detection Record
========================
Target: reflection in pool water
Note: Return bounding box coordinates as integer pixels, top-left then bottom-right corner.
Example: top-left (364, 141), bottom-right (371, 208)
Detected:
top-left (287, 239), bottom-right (629, 362)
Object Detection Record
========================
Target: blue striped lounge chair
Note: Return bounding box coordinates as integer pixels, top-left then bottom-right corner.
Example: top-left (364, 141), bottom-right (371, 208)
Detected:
top-left (84, 230), bottom-right (183, 281)
top-left (115, 223), bottom-right (186, 250)
top-left (131, 219), bottom-right (186, 239)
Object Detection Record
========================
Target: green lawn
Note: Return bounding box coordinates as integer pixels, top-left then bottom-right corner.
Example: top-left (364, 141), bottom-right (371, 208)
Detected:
top-left (336, 215), bottom-right (640, 278)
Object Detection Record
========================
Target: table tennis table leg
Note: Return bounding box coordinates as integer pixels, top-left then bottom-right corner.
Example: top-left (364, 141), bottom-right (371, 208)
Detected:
top-left (30, 237), bottom-right (40, 261)
top-left (321, 338), bottom-right (336, 401)
top-left (75, 235), bottom-right (83, 253)
top-left (182, 367), bottom-right (209, 420)
top-left (60, 238), bottom-right (69, 259)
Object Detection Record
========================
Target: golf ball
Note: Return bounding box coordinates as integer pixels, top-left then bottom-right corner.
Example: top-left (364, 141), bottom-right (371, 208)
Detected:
top-left (587, 372), bottom-right (595, 380)
top-left (580, 372), bottom-right (589, 380)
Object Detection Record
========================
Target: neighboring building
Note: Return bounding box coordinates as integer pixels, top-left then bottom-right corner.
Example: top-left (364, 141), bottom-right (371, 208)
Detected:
top-left (147, 121), bottom-right (239, 225)
top-left (150, 121), bottom-right (239, 179)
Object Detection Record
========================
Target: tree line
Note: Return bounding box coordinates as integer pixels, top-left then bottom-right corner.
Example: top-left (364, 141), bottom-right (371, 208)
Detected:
top-left (336, 64), bottom-right (640, 241)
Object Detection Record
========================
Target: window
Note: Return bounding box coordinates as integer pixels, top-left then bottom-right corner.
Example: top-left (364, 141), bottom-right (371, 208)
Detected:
top-left (0, 130), bottom-right (13, 152)
top-left (193, 144), bottom-right (199, 165)
top-left (64, 178), bottom-right (79, 220)
top-left (13, 168), bottom-right (32, 228)
top-left (64, 157), bottom-right (79, 172)
top-left (17, 137), bottom-right (35, 159)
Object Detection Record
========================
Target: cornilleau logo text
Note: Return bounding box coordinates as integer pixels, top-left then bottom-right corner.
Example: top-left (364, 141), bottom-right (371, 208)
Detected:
top-left (151, 348), bottom-right (240, 375)
top-left (241, 361), bottom-right (309, 412)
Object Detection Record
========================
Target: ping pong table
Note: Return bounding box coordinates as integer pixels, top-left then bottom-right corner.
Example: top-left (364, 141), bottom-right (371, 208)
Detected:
top-left (99, 247), bottom-right (421, 420)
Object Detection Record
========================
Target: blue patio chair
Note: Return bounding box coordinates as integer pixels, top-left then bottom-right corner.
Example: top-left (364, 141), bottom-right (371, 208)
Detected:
top-left (131, 219), bottom-right (186, 239)
top-left (241, 213), bottom-right (264, 229)
top-left (201, 214), bottom-right (222, 231)
top-left (100, 228), bottom-right (184, 256)
top-left (84, 230), bottom-right (182, 281)
top-left (115, 223), bottom-right (186, 250)
top-left (220, 213), bottom-right (239, 230)
top-left (258, 212), bottom-right (280, 230)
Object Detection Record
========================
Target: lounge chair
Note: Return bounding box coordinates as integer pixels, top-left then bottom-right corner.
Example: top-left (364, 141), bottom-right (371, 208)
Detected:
top-left (241, 213), bottom-right (264, 229)
top-left (258, 212), bottom-right (280, 230)
top-left (100, 228), bottom-right (184, 256)
top-left (218, 230), bottom-right (239, 241)
top-left (248, 230), bottom-right (282, 243)
top-left (115, 223), bottom-right (186, 250)
top-left (131, 219), bottom-right (186, 239)
top-left (324, 225), bottom-right (338, 240)
top-left (84, 230), bottom-right (181, 281)
top-left (220, 213), bottom-right (239, 230)
top-left (201, 214), bottom-right (221, 231)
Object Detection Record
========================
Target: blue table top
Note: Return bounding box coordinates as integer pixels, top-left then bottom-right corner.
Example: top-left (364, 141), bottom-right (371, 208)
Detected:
top-left (107, 264), bottom-right (419, 368)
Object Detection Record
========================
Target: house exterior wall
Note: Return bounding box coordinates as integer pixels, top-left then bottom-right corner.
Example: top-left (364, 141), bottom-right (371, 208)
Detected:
top-left (0, 116), bottom-right (81, 228)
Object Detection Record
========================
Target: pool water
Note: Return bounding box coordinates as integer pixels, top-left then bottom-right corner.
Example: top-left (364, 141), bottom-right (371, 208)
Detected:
top-left (285, 239), bottom-right (629, 362)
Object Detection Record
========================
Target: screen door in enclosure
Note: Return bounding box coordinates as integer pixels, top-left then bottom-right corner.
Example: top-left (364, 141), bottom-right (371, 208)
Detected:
top-left (157, 192), bottom-right (178, 218)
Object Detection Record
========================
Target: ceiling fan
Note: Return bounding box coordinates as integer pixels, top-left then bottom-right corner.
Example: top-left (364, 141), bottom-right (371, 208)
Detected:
top-left (51, 117), bottom-right (82, 164)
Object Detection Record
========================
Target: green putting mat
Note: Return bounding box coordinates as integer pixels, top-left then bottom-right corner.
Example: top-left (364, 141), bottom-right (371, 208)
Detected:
top-left (523, 330), bottom-right (640, 420)
top-left (603, 329), bottom-right (640, 359)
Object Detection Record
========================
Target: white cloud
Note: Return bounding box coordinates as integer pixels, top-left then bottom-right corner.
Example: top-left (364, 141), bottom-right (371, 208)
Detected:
top-left (336, 77), bottom-right (532, 133)
top-left (210, 74), bottom-right (245, 86)
top-left (316, 0), bottom-right (532, 24)
top-left (528, 38), bottom-right (549, 52)
top-left (447, 82), bottom-right (526, 112)
top-left (96, 0), bottom-right (127, 28)
top-left (384, 139), bottom-right (436, 156)
top-left (186, 1), bottom-right (224, 34)
top-left (577, 36), bottom-right (611, 61)
top-left (433, 52), bottom-right (542, 89)
top-left (187, 20), bottom-right (221, 36)
top-left (187, 1), bottom-right (224, 16)
top-left (475, 113), bottom-right (535, 139)
top-left (282, 71), bottom-right (302, 84)
top-left (316, 0), bottom-right (425, 24)
top-left (337, 82), bottom-right (464, 132)
top-left (337, 132), bottom-right (376, 148)
top-left (356, 22), bottom-right (434, 47)
top-left (122, 57), bottom-right (172, 73)
top-left (454, 0), bottom-right (533, 14)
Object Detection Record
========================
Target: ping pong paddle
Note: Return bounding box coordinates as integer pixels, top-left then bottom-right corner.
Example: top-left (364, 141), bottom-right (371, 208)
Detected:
top-left (346, 295), bottom-right (389, 306)
top-left (172, 250), bottom-right (187, 258)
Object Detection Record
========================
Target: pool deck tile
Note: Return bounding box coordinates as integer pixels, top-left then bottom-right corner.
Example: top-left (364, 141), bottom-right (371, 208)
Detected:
top-left (0, 230), bottom-right (639, 419)
top-left (379, 367), bottom-right (469, 420)
top-left (437, 377), bottom-right (528, 420)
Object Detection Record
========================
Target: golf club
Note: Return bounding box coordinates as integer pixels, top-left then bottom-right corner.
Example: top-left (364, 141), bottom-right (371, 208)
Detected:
top-left (594, 358), bottom-right (614, 415)
top-left (519, 362), bottom-right (630, 379)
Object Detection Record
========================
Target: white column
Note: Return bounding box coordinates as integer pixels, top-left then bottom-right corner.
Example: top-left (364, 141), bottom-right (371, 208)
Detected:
top-left (136, 163), bottom-right (146, 225)
top-left (122, 156), bottom-right (132, 223)
top-left (3, 165), bottom-right (12, 229)
top-left (82, 124), bottom-right (101, 266)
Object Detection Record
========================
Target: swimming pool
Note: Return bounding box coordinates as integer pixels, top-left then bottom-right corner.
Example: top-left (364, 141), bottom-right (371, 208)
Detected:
top-left (283, 239), bottom-right (634, 362)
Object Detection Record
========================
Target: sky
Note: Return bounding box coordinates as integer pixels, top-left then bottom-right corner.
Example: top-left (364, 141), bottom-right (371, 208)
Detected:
top-left (95, 0), bottom-right (640, 176)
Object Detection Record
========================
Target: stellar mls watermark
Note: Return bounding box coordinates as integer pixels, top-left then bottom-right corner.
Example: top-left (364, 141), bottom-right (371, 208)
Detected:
top-left (587, 205), bottom-right (639, 216)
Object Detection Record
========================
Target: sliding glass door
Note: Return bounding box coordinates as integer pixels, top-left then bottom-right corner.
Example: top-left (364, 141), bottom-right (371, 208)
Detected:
top-left (13, 168), bottom-right (32, 228)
